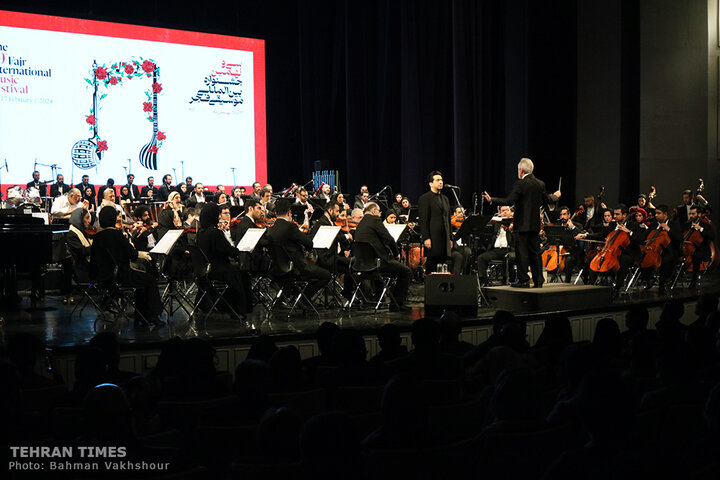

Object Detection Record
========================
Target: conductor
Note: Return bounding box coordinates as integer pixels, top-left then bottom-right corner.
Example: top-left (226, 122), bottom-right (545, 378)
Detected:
top-left (482, 158), bottom-right (560, 288)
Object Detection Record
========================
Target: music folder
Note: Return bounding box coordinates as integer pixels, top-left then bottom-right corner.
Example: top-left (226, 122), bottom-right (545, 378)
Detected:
top-left (237, 228), bottom-right (265, 252)
top-left (312, 225), bottom-right (342, 249)
top-left (384, 223), bottom-right (407, 242)
top-left (150, 229), bottom-right (183, 255)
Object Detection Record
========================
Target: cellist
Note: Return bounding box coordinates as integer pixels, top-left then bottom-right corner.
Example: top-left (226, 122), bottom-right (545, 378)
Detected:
top-left (556, 206), bottom-right (584, 283)
top-left (577, 204), bottom-right (643, 290)
top-left (685, 205), bottom-right (715, 288)
top-left (639, 205), bottom-right (682, 295)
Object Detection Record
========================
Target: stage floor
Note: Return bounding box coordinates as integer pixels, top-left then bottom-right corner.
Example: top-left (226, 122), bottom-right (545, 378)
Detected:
top-left (1, 274), bottom-right (716, 349)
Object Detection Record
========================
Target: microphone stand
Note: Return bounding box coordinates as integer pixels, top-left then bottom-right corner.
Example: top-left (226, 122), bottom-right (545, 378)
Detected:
top-left (230, 167), bottom-right (237, 187)
top-left (446, 185), bottom-right (463, 212)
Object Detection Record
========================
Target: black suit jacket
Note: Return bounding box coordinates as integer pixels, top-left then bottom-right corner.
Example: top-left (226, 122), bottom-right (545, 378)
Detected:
top-left (418, 191), bottom-right (451, 257)
top-left (488, 222), bottom-right (514, 251)
top-left (230, 216), bottom-right (264, 246)
top-left (97, 185), bottom-right (116, 202)
top-left (158, 184), bottom-right (174, 202)
top-left (140, 185), bottom-right (159, 199)
top-left (186, 193), bottom-right (207, 208)
top-left (50, 183), bottom-right (70, 197)
top-left (354, 214), bottom-right (398, 261)
top-left (124, 184), bottom-right (141, 200)
top-left (26, 180), bottom-right (47, 197)
top-left (574, 204), bottom-right (603, 230)
top-left (491, 174), bottom-right (557, 233)
top-left (266, 217), bottom-right (313, 270)
top-left (675, 204), bottom-right (692, 225)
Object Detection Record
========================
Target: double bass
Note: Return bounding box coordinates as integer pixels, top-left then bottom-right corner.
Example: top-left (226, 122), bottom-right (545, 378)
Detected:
top-left (590, 227), bottom-right (631, 273)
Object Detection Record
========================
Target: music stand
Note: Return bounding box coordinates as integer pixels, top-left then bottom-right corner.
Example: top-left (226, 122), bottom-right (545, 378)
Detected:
top-left (312, 225), bottom-right (345, 307)
top-left (542, 225), bottom-right (575, 283)
top-left (454, 215), bottom-right (493, 243)
top-left (150, 229), bottom-right (191, 333)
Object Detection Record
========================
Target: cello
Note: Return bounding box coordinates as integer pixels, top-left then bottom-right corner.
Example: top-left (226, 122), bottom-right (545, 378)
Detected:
top-left (590, 227), bottom-right (631, 273)
top-left (640, 226), bottom-right (670, 270)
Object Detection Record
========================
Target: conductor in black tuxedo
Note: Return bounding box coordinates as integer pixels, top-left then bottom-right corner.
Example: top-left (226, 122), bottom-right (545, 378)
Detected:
top-left (418, 170), bottom-right (465, 275)
top-left (266, 199), bottom-right (331, 300)
top-left (354, 202), bottom-right (412, 311)
top-left (483, 158), bottom-right (561, 288)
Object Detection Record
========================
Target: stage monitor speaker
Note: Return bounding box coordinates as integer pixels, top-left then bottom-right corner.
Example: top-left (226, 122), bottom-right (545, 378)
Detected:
top-left (424, 274), bottom-right (478, 317)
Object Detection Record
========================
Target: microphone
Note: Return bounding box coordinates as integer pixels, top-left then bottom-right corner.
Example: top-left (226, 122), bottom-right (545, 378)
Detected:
top-left (444, 184), bottom-right (460, 189)
top-left (33, 159), bottom-right (37, 171)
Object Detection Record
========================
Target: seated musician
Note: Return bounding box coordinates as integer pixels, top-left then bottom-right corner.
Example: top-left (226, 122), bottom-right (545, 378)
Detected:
top-left (384, 211), bottom-right (397, 225)
top-left (308, 200), bottom-right (353, 302)
top-left (26, 170), bottom-right (47, 197)
top-left (81, 186), bottom-right (97, 212)
top-left (97, 178), bottom-right (116, 203)
top-left (186, 183), bottom-right (207, 208)
top-left (555, 206), bottom-right (584, 283)
top-left (140, 176), bottom-right (158, 201)
top-left (130, 205), bottom-right (156, 252)
top-left (90, 207), bottom-right (164, 327)
top-left (266, 199), bottom-right (331, 301)
top-left (686, 205), bottom-right (715, 288)
top-left (230, 200), bottom-right (269, 273)
top-left (50, 174), bottom-right (70, 198)
top-left (639, 204), bottom-right (681, 295)
top-left (260, 188), bottom-right (275, 217)
top-left (675, 189), bottom-right (694, 224)
top-left (218, 204), bottom-right (234, 245)
top-left (66, 208), bottom-right (94, 282)
top-left (395, 197), bottom-right (411, 223)
top-left (196, 203), bottom-right (251, 317)
top-left (577, 204), bottom-right (643, 291)
top-left (332, 192), bottom-right (351, 214)
top-left (477, 206), bottom-right (515, 285)
top-left (294, 187), bottom-right (315, 225)
top-left (183, 207), bottom-right (201, 246)
top-left (354, 191), bottom-right (370, 210)
top-left (51, 188), bottom-right (88, 220)
top-left (574, 194), bottom-right (606, 231)
top-left (316, 183), bottom-right (333, 203)
top-left (97, 187), bottom-right (124, 219)
top-left (230, 187), bottom-right (244, 208)
top-left (354, 201), bottom-right (412, 312)
top-left (156, 191), bottom-right (185, 240)
top-left (157, 174), bottom-right (174, 202)
top-left (119, 185), bottom-right (133, 205)
top-left (391, 194), bottom-right (404, 215)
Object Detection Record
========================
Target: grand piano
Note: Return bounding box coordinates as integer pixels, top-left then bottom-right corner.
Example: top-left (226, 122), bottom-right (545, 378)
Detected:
top-left (0, 211), bottom-right (69, 308)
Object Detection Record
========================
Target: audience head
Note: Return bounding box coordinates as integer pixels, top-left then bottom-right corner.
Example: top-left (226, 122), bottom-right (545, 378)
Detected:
top-left (316, 322), bottom-right (340, 356)
top-left (332, 329), bottom-right (367, 365)
top-left (535, 314), bottom-right (573, 349)
top-left (246, 335), bottom-right (279, 363)
top-left (411, 318), bottom-right (441, 350)
top-left (88, 332), bottom-right (121, 370)
top-left (625, 305), bottom-right (650, 333)
top-left (492, 310), bottom-right (515, 335)
top-left (377, 323), bottom-right (402, 351)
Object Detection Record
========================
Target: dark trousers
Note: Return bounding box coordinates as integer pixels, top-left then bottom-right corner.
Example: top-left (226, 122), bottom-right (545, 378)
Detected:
top-left (297, 262), bottom-right (331, 299)
top-left (477, 248), bottom-right (510, 280)
top-left (209, 264), bottom-right (250, 315)
top-left (515, 231), bottom-right (542, 284)
top-left (122, 269), bottom-right (163, 319)
top-left (615, 250), bottom-right (640, 289)
top-left (563, 246), bottom-right (584, 283)
top-left (318, 254), bottom-right (353, 298)
top-left (380, 259), bottom-right (412, 303)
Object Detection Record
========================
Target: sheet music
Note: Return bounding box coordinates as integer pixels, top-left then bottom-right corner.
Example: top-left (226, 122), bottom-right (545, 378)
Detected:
top-left (384, 223), bottom-right (407, 242)
top-left (150, 229), bottom-right (183, 255)
top-left (312, 225), bottom-right (341, 249)
top-left (237, 228), bottom-right (265, 252)
top-left (31, 212), bottom-right (49, 225)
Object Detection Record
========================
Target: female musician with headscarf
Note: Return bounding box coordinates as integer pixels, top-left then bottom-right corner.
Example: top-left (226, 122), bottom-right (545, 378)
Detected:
top-left (197, 203), bottom-right (251, 318)
top-left (66, 208), bottom-right (94, 282)
top-left (156, 191), bottom-right (185, 240)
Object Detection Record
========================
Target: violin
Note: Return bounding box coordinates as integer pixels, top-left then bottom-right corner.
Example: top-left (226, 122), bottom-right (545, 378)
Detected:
top-left (335, 218), bottom-right (350, 232)
top-left (590, 227), bottom-right (631, 273)
top-left (84, 227), bottom-right (98, 237)
top-left (451, 213), bottom-right (465, 229)
top-left (640, 225), bottom-right (670, 270)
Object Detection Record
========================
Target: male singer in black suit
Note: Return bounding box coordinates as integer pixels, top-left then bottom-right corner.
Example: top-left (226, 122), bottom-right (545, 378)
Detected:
top-left (418, 170), bottom-right (465, 275)
top-left (76, 174), bottom-right (95, 203)
top-left (141, 176), bottom-right (159, 200)
top-left (50, 174), bottom-right (71, 197)
top-left (124, 173), bottom-right (141, 201)
top-left (266, 199), bottom-right (330, 300)
top-left (483, 158), bottom-right (561, 288)
top-left (26, 170), bottom-right (47, 197)
top-left (308, 200), bottom-right (353, 301)
top-left (354, 202), bottom-right (412, 311)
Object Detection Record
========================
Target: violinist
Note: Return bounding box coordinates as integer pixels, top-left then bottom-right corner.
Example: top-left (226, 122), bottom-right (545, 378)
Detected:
top-left (641, 205), bottom-right (681, 295)
top-left (66, 208), bottom-right (94, 282)
top-left (156, 191), bottom-right (185, 240)
top-left (231, 200), bottom-right (269, 273)
top-left (451, 206), bottom-right (465, 232)
top-left (315, 183), bottom-right (333, 203)
top-left (332, 192), bottom-right (351, 214)
top-left (130, 205), bottom-right (157, 252)
top-left (183, 207), bottom-right (201, 246)
top-left (384, 211), bottom-right (398, 225)
top-left (391, 194), bottom-right (404, 216)
top-left (294, 187), bottom-right (314, 227)
top-left (477, 206), bottom-right (515, 285)
top-left (140, 176), bottom-right (158, 201)
top-left (259, 188), bottom-right (275, 217)
top-left (230, 187), bottom-right (244, 208)
top-left (51, 188), bottom-right (89, 220)
top-left (218, 205), bottom-right (234, 245)
top-left (686, 205), bottom-right (715, 288)
top-left (308, 200), bottom-right (354, 302)
top-left (96, 187), bottom-right (124, 222)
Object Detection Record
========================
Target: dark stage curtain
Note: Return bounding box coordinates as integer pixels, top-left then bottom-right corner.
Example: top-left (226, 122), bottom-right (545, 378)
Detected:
top-left (296, 0), bottom-right (510, 205)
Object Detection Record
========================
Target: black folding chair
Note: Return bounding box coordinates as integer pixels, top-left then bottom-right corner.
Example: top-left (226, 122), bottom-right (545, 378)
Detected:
top-left (266, 243), bottom-right (319, 318)
top-left (347, 241), bottom-right (398, 311)
top-left (186, 244), bottom-right (242, 322)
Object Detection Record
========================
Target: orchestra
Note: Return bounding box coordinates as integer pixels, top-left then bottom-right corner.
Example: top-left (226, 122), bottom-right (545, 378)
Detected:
top-left (2, 162), bottom-right (718, 327)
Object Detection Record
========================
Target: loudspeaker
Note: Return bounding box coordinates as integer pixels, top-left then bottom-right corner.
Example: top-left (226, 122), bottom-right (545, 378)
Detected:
top-left (424, 274), bottom-right (478, 317)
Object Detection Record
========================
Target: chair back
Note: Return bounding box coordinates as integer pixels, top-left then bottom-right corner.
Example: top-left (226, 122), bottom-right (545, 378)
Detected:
top-left (187, 244), bottom-right (211, 278)
top-left (267, 243), bottom-right (294, 276)
top-left (350, 242), bottom-right (381, 272)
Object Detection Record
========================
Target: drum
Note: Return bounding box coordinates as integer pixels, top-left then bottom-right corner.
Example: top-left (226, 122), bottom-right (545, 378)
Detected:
top-left (7, 186), bottom-right (24, 206)
top-left (408, 243), bottom-right (424, 269)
